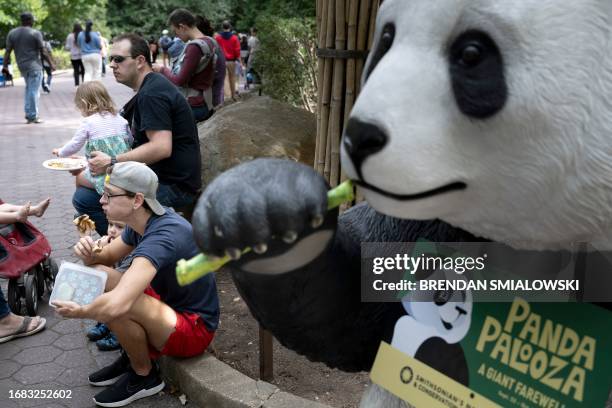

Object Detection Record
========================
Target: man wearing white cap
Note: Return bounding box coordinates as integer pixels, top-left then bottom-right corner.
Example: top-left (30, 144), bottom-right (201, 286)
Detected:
top-left (53, 162), bottom-right (219, 407)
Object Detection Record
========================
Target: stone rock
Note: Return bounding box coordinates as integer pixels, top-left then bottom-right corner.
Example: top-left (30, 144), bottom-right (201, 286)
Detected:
top-left (198, 96), bottom-right (316, 186)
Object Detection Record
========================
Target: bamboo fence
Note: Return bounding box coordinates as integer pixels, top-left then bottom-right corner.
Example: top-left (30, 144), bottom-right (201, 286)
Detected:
top-left (315, 0), bottom-right (381, 188)
top-left (257, 1), bottom-right (381, 381)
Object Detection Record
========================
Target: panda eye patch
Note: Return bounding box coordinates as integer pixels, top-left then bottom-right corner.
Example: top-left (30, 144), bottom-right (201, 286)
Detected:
top-left (448, 29), bottom-right (507, 119)
top-left (364, 23), bottom-right (395, 81)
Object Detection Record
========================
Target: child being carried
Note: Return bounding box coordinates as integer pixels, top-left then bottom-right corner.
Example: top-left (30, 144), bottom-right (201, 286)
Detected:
top-left (53, 81), bottom-right (132, 194)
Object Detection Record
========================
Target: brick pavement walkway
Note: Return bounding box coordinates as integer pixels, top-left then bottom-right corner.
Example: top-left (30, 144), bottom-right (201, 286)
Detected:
top-left (0, 72), bottom-right (183, 407)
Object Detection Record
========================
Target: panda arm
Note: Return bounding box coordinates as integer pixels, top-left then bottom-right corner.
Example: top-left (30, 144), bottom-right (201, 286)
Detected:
top-left (230, 203), bottom-right (483, 371)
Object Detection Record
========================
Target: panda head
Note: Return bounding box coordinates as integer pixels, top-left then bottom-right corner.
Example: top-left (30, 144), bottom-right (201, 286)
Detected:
top-left (342, 0), bottom-right (612, 250)
top-left (403, 269), bottom-right (473, 343)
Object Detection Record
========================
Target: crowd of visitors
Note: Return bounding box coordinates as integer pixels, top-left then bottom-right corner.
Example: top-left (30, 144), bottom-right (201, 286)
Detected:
top-left (1, 7), bottom-right (264, 407)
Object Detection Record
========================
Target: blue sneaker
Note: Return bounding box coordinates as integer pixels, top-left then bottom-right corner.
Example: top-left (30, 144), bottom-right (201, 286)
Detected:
top-left (87, 322), bottom-right (110, 341)
top-left (97, 332), bottom-right (121, 351)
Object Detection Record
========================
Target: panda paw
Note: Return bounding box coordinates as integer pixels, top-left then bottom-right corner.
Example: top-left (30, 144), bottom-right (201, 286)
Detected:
top-left (192, 158), bottom-right (334, 272)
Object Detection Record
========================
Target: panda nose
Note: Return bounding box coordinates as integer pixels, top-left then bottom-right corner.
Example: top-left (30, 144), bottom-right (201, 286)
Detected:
top-left (343, 118), bottom-right (388, 178)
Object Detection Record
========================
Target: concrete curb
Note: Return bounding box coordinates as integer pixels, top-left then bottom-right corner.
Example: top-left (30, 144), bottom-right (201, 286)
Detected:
top-left (160, 354), bottom-right (333, 408)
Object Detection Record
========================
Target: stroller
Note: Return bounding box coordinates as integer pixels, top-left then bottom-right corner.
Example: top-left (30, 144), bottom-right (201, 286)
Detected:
top-left (0, 56), bottom-right (14, 87)
top-left (0, 201), bottom-right (57, 316)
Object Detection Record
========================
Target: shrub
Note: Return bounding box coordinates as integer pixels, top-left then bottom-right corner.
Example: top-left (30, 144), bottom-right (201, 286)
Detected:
top-left (51, 48), bottom-right (72, 70)
top-left (252, 16), bottom-right (317, 112)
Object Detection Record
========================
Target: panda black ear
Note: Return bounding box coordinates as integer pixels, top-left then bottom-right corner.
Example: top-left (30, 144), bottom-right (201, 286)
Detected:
top-left (364, 23), bottom-right (395, 82)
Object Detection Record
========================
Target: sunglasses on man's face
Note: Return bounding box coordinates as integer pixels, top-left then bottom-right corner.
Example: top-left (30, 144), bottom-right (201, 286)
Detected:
top-left (109, 55), bottom-right (133, 64)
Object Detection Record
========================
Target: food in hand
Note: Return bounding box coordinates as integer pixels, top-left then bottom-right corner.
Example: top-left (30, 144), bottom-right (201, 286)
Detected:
top-left (74, 215), bottom-right (96, 237)
top-left (93, 239), bottom-right (104, 254)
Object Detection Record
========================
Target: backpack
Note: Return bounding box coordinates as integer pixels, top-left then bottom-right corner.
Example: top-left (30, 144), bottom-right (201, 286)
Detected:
top-left (175, 37), bottom-right (218, 109)
top-left (159, 35), bottom-right (172, 51)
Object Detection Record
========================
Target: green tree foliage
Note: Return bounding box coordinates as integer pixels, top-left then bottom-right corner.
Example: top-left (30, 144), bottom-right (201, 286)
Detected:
top-left (105, 0), bottom-right (314, 38)
top-left (42, 0), bottom-right (110, 43)
top-left (0, 0), bottom-right (45, 48)
top-left (232, 0), bottom-right (314, 30)
top-left (105, 0), bottom-right (235, 39)
top-left (252, 15), bottom-right (317, 112)
top-left (0, 0), bottom-right (108, 48)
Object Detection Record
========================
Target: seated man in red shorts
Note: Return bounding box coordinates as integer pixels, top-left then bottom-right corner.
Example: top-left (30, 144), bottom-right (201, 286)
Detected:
top-left (53, 161), bottom-right (219, 407)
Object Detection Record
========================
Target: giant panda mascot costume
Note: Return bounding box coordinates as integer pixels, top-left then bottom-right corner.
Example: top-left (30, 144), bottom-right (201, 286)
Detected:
top-left (192, 0), bottom-right (612, 406)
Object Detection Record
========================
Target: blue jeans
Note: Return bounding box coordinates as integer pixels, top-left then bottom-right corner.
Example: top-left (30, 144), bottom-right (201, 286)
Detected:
top-left (191, 105), bottom-right (210, 122)
top-left (72, 187), bottom-right (108, 236)
top-left (156, 183), bottom-right (198, 209)
top-left (0, 287), bottom-right (10, 319)
top-left (24, 69), bottom-right (42, 120)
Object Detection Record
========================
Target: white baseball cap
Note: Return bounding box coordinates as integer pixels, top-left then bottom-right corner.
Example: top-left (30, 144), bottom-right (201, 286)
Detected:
top-left (107, 162), bottom-right (165, 215)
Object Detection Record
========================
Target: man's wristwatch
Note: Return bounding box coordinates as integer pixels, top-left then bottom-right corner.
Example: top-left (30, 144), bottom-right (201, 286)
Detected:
top-left (110, 155), bottom-right (117, 166)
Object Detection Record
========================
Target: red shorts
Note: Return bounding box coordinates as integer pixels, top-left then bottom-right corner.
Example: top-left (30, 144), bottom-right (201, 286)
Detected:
top-left (144, 286), bottom-right (215, 359)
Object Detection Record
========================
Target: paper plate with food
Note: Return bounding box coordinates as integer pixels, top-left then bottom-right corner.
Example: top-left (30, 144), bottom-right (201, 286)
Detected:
top-left (42, 157), bottom-right (87, 171)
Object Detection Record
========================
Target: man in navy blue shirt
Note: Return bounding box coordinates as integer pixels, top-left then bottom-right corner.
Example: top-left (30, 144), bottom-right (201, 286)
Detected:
top-left (54, 162), bottom-right (218, 407)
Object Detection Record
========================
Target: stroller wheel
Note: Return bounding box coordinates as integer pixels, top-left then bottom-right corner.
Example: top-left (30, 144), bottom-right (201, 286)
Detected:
top-left (43, 257), bottom-right (58, 294)
top-left (25, 273), bottom-right (38, 316)
top-left (36, 265), bottom-right (45, 299)
top-left (7, 279), bottom-right (22, 315)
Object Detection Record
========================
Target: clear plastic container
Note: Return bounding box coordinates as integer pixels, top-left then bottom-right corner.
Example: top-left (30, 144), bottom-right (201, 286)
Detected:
top-left (49, 262), bottom-right (107, 307)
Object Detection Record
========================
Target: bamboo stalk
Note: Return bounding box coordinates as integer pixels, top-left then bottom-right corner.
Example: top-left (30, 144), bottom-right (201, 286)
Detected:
top-left (354, 0), bottom-right (372, 96)
top-left (327, 0), bottom-right (346, 187)
top-left (344, 0), bottom-right (359, 126)
top-left (345, 0), bottom-right (349, 23)
top-left (317, 0), bottom-right (336, 176)
top-left (315, 0), bottom-right (327, 168)
top-left (368, 0), bottom-right (380, 49)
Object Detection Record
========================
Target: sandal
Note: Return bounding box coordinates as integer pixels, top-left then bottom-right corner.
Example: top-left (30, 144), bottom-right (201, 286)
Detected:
top-left (0, 316), bottom-right (46, 344)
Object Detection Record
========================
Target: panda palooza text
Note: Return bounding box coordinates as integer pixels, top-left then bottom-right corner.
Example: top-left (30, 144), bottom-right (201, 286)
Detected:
top-left (476, 298), bottom-right (594, 403)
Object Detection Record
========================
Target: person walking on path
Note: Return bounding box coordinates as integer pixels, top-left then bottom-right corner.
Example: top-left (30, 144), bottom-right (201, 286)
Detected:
top-left (73, 33), bottom-right (202, 235)
top-left (54, 162), bottom-right (219, 407)
top-left (240, 34), bottom-right (249, 69)
top-left (153, 9), bottom-right (217, 122)
top-left (78, 20), bottom-right (102, 82)
top-left (41, 37), bottom-right (53, 93)
top-left (215, 21), bottom-right (240, 101)
top-left (159, 29), bottom-right (172, 67)
top-left (148, 36), bottom-right (159, 64)
top-left (100, 33), bottom-right (109, 77)
top-left (3, 12), bottom-right (55, 124)
top-left (66, 23), bottom-right (85, 86)
top-left (247, 27), bottom-right (260, 72)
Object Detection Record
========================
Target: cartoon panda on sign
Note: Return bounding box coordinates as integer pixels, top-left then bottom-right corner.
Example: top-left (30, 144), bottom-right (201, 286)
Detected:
top-left (193, 0), bottom-right (612, 406)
